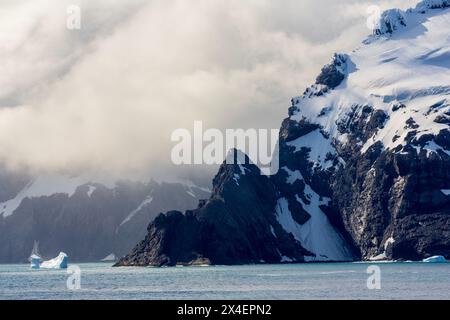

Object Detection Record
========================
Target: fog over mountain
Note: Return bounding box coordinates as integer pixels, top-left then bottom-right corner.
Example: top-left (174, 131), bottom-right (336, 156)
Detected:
top-left (0, 0), bottom-right (412, 179)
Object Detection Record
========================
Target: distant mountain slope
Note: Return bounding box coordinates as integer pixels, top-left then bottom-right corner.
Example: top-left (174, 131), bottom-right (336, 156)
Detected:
top-left (117, 1), bottom-right (450, 266)
top-left (0, 174), bottom-right (209, 263)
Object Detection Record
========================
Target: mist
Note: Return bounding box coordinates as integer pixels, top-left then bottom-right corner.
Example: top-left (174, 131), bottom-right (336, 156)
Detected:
top-left (0, 0), bottom-right (413, 180)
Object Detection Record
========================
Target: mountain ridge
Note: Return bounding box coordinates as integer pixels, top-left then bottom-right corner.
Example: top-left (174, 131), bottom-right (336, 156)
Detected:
top-left (0, 173), bottom-right (209, 263)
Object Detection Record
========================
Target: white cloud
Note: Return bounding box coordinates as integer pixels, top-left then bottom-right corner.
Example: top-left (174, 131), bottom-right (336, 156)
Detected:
top-left (0, 0), bottom-right (414, 178)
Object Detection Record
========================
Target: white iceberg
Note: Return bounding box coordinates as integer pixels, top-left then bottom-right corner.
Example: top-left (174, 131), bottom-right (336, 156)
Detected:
top-left (40, 252), bottom-right (69, 269)
top-left (422, 255), bottom-right (447, 263)
top-left (30, 254), bottom-right (42, 269)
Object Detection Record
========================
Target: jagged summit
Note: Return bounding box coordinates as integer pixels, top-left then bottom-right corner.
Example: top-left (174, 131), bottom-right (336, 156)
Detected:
top-left (292, 2), bottom-right (450, 159)
top-left (371, 0), bottom-right (450, 37)
top-left (295, 54), bottom-right (353, 104)
top-left (315, 53), bottom-right (350, 89)
top-left (116, 154), bottom-right (316, 266)
top-left (373, 9), bottom-right (407, 36)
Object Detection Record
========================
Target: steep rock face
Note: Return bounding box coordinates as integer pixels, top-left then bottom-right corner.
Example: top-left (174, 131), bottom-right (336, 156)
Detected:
top-left (332, 132), bottom-right (450, 260)
top-left (273, 116), bottom-right (356, 262)
top-left (115, 152), bottom-right (314, 266)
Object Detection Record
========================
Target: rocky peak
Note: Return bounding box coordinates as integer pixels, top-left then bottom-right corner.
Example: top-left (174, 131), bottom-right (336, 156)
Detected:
top-left (373, 9), bottom-right (407, 36)
top-left (372, 0), bottom-right (450, 37)
top-left (291, 53), bottom-right (352, 113)
top-left (315, 53), bottom-right (350, 89)
top-left (115, 149), bottom-right (316, 266)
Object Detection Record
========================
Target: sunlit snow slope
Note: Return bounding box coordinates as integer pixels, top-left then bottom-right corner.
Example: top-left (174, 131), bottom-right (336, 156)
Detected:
top-left (281, 0), bottom-right (450, 261)
top-left (291, 2), bottom-right (450, 158)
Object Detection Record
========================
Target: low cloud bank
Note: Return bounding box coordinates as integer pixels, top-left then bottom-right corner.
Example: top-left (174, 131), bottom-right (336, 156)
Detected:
top-left (0, 0), bottom-right (411, 179)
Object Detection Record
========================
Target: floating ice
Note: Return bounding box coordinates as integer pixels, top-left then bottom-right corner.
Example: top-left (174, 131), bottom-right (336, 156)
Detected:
top-left (40, 252), bottom-right (69, 269)
top-left (30, 254), bottom-right (41, 269)
top-left (423, 255), bottom-right (447, 263)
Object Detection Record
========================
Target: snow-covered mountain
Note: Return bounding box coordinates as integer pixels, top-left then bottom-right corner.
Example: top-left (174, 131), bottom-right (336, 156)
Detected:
top-left (116, 1), bottom-right (450, 266)
top-left (284, 0), bottom-right (450, 261)
top-left (0, 171), bottom-right (209, 263)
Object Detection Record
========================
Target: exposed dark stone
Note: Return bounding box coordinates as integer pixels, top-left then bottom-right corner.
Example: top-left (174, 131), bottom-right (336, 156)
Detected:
top-left (287, 197), bottom-right (311, 225)
top-left (405, 117), bottom-right (420, 129)
top-left (115, 151), bottom-right (314, 267)
top-left (336, 105), bottom-right (387, 143)
top-left (288, 106), bottom-right (299, 117)
top-left (315, 54), bottom-right (348, 89)
top-left (392, 103), bottom-right (406, 112)
top-left (198, 199), bottom-right (207, 208)
top-left (318, 106), bottom-right (332, 117)
top-left (425, 100), bottom-right (447, 115)
top-left (331, 129), bottom-right (450, 260)
top-left (303, 85), bottom-right (329, 98)
top-left (435, 114), bottom-right (450, 125)
top-left (435, 129), bottom-right (450, 150)
top-left (280, 118), bottom-right (320, 143)
top-left (413, 133), bottom-right (434, 147)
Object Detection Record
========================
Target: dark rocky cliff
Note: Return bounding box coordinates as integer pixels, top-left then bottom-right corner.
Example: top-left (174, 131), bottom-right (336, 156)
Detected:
top-left (115, 152), bottom-right (314, 266)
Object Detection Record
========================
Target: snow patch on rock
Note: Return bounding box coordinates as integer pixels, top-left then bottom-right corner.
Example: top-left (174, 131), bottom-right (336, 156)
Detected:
top-left (275, 185), bottom-right (354, 262)
top-left (283, 167), bottom-right (303, 185)
top-left (287, 130), bottom-right (336, 169)
top-left (87, 185), bottom-right (96, 197)
top-left (369, 236), bottom-right (395, 261)
top-left (120, 194), bottom-right (154, 227)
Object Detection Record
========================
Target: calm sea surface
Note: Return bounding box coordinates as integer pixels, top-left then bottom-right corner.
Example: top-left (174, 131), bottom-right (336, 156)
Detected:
top-left (0, 262), bottom-right (449, 300)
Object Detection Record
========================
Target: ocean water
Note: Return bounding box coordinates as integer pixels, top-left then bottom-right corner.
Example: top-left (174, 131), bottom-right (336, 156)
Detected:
top-left (0, 262), bottom-right (449, 300)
